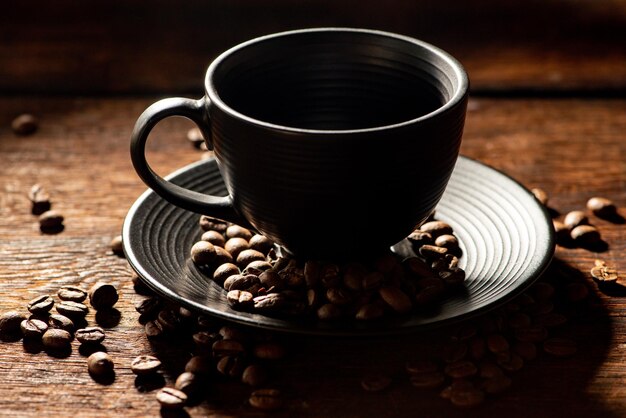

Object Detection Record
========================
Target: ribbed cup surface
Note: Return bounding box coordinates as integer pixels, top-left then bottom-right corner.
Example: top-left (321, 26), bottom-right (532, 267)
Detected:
top-left (206, 28), bottom-right (468, 258)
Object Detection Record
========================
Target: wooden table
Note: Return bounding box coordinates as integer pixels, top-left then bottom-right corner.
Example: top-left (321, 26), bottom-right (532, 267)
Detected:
top-left (1, 2), bottom-right (626, 417)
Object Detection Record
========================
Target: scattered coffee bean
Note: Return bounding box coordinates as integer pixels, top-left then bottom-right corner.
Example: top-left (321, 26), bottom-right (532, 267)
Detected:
top-left (563, 210), bottom-right (588, 230)
top-left (57, 286), bottom-right (88, 302)
top-left (38, 210), bottom-right (64, 230)
top-left (88, 282), bottom-right (119, 310)
top-left (225, 237), bottom-right (249, 260)
top-left (20, 318), bottom-right (48, 338)
top-left (361, 374), bottom-right (392, 392)
top-left (242, 364), bottom-right (269, 387)
top-left (56, 301), bottom-right (89, 319)
top-left (201, 229), bottom-right (226, 247)
top-left (110, 235), bottom-right (124, 256)
top-left (419, 245), bottom-right (448, 260)
top-left (199, 215), bottom-right (228, 233)
top-left (27, 295), bottom-right (54, 315)
top-left (531, 188), bottom-right (549, 206)
top-left (249, 388), bottom-right (283, 411)
top-left (543, 337), bottom-right (577, 357)
top-left (253, 342), bottom-right (286, 360)
top-left (175, 371), bottom-right (201, 396)
top-left (590, 260), bottom-right (619, 284)
top-left (243, 260), bottom-right (273, 274)
top-left (187, 127), bottom-right (205, 149)
top-left (214, 246), bottom-right (234, 265)
top-left (0, 311), bottom-right (27, 334)
top-left (191, 240), bottom-right (216, 265)
top-left (587, 196), bottom-right (617, 218)
top-left (28, 184), bottom-right (51, 214)
top-left (407, 230), bottom-right (433, 248)
top-left (48, 314), bottom-right (74, 333)
top-left (236, 249), bottom-right (266, 268)
top-left (88, 351), bottom-right (114, 376)
top-left (156, 387), bottom-right (188, 409)
top-left (42, 328), bottom-right (72, 349)
top-left (12, 113), bottom-right (38, 136)
top-left (131, 355), bottom-right (162, 375)
top-left (75, 327), bottom-right (106, 344)
top-left (571, 224), bottom-right (601, 246)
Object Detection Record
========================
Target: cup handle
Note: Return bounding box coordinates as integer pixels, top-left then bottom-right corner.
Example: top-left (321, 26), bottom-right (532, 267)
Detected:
top-left (130, 97), bottom-right (247, 226)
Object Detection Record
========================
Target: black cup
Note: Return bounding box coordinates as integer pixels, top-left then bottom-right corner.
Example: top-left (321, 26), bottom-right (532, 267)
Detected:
top-left (131, 28), bottom-right (469, 259)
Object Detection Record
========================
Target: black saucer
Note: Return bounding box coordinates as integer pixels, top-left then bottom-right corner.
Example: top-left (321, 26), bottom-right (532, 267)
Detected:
top-left (123, 156), bottom-right (554, 336)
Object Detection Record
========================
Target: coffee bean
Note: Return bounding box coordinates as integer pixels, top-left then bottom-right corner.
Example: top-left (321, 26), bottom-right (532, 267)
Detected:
top-left (0, 311), bottom-right (26, 334)
top-left (531, 188), bottom-right (549, 206)
top-left (543, 337), bottom-right (577, 356)
top-left (258, 270), bottom-right (283, 291)
top-left (564, 210), bottom-right (588, 230)
top-left (75, 327), bottom-right (106, 344)
top-left (507, 312), bottom-right (531, 329)
top-left (355, 303), bottom-right (385, 320)
top-left (187, 127), bottom-right (205, 148)
top-left (253, 342), bottom-right (286, 360)
top-left (213, 263), bottom-right (240, 284)
top-left (218, 325), bottom-right (248, 342)
top-left (109, 235), bottom-right (124, 256)
top-left (156, 387), bottom-right (188, 409)
top-left (249, 234), bottom-right (274, 255)
top-left (410, 371), bottom-right (445, 389)
top-left (565, 282), bottom-right (589, 302)
top-left (201, 230), bottom-right (226, 247)
top-left (191, 240), bottom-right (217, 265)
top-left (42, 328), bottom-right (72, 349)
top-left (434, 234), bottom-right (459, 251)
top-left (439, 268), bottom-right (466, 287)
top-left (28, 184), bottom-right (51, 214)
top-left (449, 386), bottom-right (485, 408)
top-left (361, 374), bottom-right (392, 392)
top-left (361, 271), bottom-right (384, 290)
top-left (156, 309), bottom-right (179, 333)
top-left (27, 295), bottom-right (54, 315)
top-left (217, 355), bottom-right (246, 378)
top-left (553, 220), bottom-right (570, 244)
top-left (56, 301), bottom-right (89, 319)
top-left (244, 260), bottom-right (273, 274)
top-left (199, 215), bottom-right (228, 233)
top-left (374, 253), bottom-right (398, 274)
top-left (249, 388), bottom-right (283, 410)
top-left (185, 355), bottom-right (213, 375)
top-left (254, 293), bottom-right (288, 313)
top-left (88, 282), bottom-right (119, 310)
top-left (224, 274), bottom-right (260, 292)
top-left (587, 196), bottom-right (617, 218)
top-left (419, 245), bottom-right (448, 260)
top-left (415, 284), bottom-right (445, 307)
top-left (224, 237), bottom-right (249, 260)
top-left (326, 287), bottom-right (353, 306)
top-left (534, 312), bottom-right (567, 328)
top-left (57, 286), bottom-right (87, 302)
top-left (571, 225), bottom-right (601, 246)
top-left (213, 339), bottom-right (246, 358)
top-left (590, 260), bottom-right (619, 283)
top-left (405, 360), bottom-right (438, 375)
top-left (12, 113), bottom-right (38, 136)
top-left (515, 325), bottom-right (548, 342)
top-left (486, 334), bottom-right (510, 353)
top-left (496, 352), bottom-right (524, 372)
top-left (316, 303), bottom-right (342, 320)
top-left (242, 364), bottom-right (269, 387)
top-left (420, 221), bottom-right (453, 238)
top-left (478, 361), bottom-right (504, 378)
top-left (302, 260), bottom-right (321, 287)
top-left (135, 296), bottom-right (162, 317)
top-left (237, 249), bottom-right (266, 268)
top-left (144, 320), bottom-right (164, 338)
top-left (513, 341), bottom-right (538, 361)
top-left (482, 375), bottom-right (512, 395)
top-left (131, 355), bottom-right (162, 375)
top-left (442, 341), bottom-right (468, 363)
top-left (20, 318), bottom-right (48, 338)
top-left (175, 372), bottom-right (201, 396)
top-left (49, 314), bottom-right (74, 333)
top-left (214, 246), bottom-right (234, 265)
top-left (444, 360), bottom-right (478, 378)
top-left (407, 230), bottom-right (433, 247)
top-left (320, 263), bottom-right (341, 288)
top-left (378, 286), bottom-right (412, 314)
top-left (38, 210), bottom-right (64, 230)
top-left (227, 289), bottom-right (254, 309)
top-left (192, 331), bottom-right (221, 349)
top-left (88, 351), bottom-right (114, 376)
top-left (226, 225), bottom-right (253, 240)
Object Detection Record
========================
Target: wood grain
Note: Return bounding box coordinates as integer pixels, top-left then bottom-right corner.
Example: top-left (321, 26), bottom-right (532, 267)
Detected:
top-left (0, 97), bottom-right (625, 417)
top-left (1, 0), bottom-right (626, 94)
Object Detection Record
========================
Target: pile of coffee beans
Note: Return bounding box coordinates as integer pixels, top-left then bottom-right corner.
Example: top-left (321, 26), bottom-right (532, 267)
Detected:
top-left (190, 215), bottom-right (466, 322)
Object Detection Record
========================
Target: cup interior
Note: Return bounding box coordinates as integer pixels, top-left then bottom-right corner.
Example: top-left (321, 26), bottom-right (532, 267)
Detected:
top-left (210, 29), bottom-right (465, 131)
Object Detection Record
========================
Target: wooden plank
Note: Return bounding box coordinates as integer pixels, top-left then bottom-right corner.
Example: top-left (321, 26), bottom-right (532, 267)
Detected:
top-left (0, 97), bottom-right (625, 417)
top-left (1, 0), bottom-right (625, 94)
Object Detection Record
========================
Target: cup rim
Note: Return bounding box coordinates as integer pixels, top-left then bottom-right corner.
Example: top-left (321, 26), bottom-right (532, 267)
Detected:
top-left (205, 27), bottom-right (469, 135)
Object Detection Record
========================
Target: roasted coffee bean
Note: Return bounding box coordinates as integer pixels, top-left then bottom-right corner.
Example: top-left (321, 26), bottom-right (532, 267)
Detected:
top-left (442, 341), bottom-right (468, 363)
top-left (12, 113), bottom-right (38, 136)
top-left (187, 127), bottom-right (205, 148)
top-left (326, 287), bottom-right (353, 306)
top-left (135, 296), bottom-right (162, 317)
top-left (435, 234), bottom-right (459, 251)
top-left (361, 374), bottom-right (392, 392)
top-left (42, 328), bottom-right (72, 349)
top-left (156, 309), bottom-right (180, 333)
top-left (185, 355), bottom-right (213, 375)
top-left (415, 284), bottom-right (445, 307)
top-left (553, 220), bottom-right (570, 244)
top-left (449, 386), bottom-right (485, 408)
top-left (525, 300), bottom-right (554, 316)
top-left (439, 268), bottom-right (466, 287)
top-left (88, 282), bottom-right (118, 310)
top-left (571, 225), bottom-right (601, 246)
top-left (513, 341), bottom-right (538, 361)
top-left (419, 245), bottom-right (448, 260)
top-left (224, 237), bottom-right (249, 260)
top-left (213, 263), bottom-right (240, 284)
top-left (487, 334), bottom-right (510, 354)
top-left (48, 314), bottom-right (74, 333)
top-left (217, 355), bottom-right (246, 378)
top-left (565, 282), bottom-right (589, 302)
top-left (219, 325), bottom-right (248, 342)
top-left (254, 293), bottom-right (288, 312)
top-left (316, 303), bottom-right (342, 320)
top-left (468, 336), bottom-right (486, 360)
top-left (444, 360), bottom-right (478, 379)
top-left (144, 320), bottom-right (164, 338)
top-left (479, 361), bottom-right (504, 378)
top-left (131, 355), bottom-right (162, 375)
top-left (355, 303), bottom-right (385, 320)
top-left (543, 337), bottom-right (577, 356)
top-left (224, 274), bottom-right (260, 292)
top-left (420, 221), bottom-right (453, 238)
top-left (378, 286), bottom-right (412, 314)
top-left (587, 196), bottom-right (617, 218)
top-left (515, 325), bottom-right (548, 342)
top-left (374, 253), bottom-right (398, 274)
top-left (110, 235), bottom-right (123, 256)
top-left (303, 260), bottom-right (321, 287)
top-left (249, 388), bottom-right (283, 410)
top-left (590, 260), bottom-right (619, 283)
top-left (227, 290), bottom-right (254, 309)
top-left (199, 215), bottom-right (228, 233)
top-left (226, 225), bottom-right (253, 240)
top-left (249, 234), bottom-right (274, 255)
top-left (88, 351), bottom-right (114, 376)
top-left (175, 371), bottom-right (201, 396)
top-left (507, 312), bottom-right (532, 329)
top-left (75, 327), bottom-right (106, 344)
top-left (253, 342), bottom-right (286, 360)
top-left (56, 301), bottom-right (89, 318)
top-left (531, 188), bottom-right (549, 206)
top-left (57, 286), bottom-right (87, 302)
top-left (196, 314), bottom-right (219, 331)
top-left (237, 249), bottom-right (266, 268)
top-left (362, 271), bottom-right (385, 290)
top-left (0, 311), bottom-right (27, 334)
top-left (564, 210), bottom-right (588, 230)
top-left (214, 246), bottom-right (234, 265)
top-left (192, 331), bottom-right (221, 350)
top-left (307, 289), bottom-right (322, 308)
top-left (191, 240), bottom-right (217, 265)
top-left (244, 260), bottom-right (273, 274)
top-left (320, 263), bottom-right (341, 288)
top-left (258, 271), bottom-right (283, 291)
top-left (407, 230), bottom-right (433, 247)
top-left (201, 230), bottom-right (226, 247)
top-left (28, 184), bottom-right (51, 214)
top-left (39, 210), bottom-right (64, 230)
top-left (532, 282), bottom-right (555, 300)
top-left (534, 312), bottom-right (567, 328)
top-left (27, 295), bottom-right (54, 315)
top-left (279, 267), bottom-right (305, 288)
top-left (156, 387), bottom-right (188, 409)
top-left (410, 372), bottom-right (445, 389)
top-left (20, 318), bottom-right (48, 338)
top-left (242, 364), bottom-right (268, 387)
top-left (212, 339), bottom-right (246, 358)
top-left (342, 263), bottom-right (366, 291)
top-left (483, 375), bottom-right (512, 394)
top-left (496, 352), bottom-right (524, 372)
top-left (403, 257), bottom-right (435, 278)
